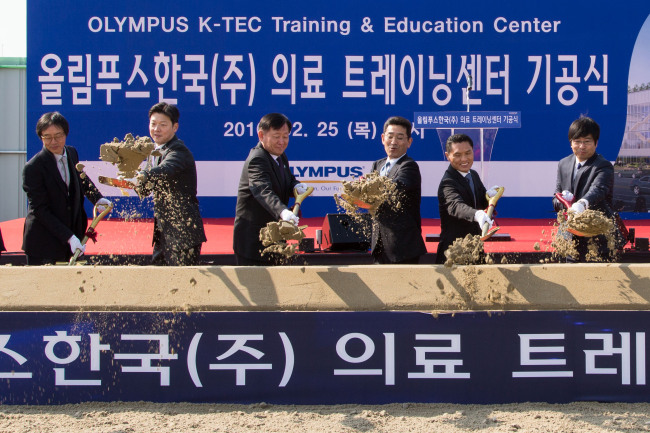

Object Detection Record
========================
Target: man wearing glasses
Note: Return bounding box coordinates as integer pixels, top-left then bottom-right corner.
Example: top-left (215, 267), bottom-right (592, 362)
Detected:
top-left (22, 112), bottom-right (111, 265)
top-left (553, 116), bottom-right (617, 261)
top-left (370, 116), bottom-right (427, 264)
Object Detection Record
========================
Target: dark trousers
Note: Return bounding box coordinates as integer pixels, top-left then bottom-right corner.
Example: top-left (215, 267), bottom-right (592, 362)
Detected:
top-left (152, 241), bottom-right (202, 266)
top-left (26, 255), bottom-right (57, 266)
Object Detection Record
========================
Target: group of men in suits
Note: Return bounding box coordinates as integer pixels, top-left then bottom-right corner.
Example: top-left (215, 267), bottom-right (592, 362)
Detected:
top-left (22, 108), bottom-right (616, 266)
top-left (234, 113), bottom-right (617, 265)
top-left (22, 103), bottom-right (206, 266)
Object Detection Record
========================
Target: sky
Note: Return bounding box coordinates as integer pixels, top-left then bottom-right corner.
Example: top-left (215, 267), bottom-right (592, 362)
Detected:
top-left (0, 0), bottom-right (26, 57)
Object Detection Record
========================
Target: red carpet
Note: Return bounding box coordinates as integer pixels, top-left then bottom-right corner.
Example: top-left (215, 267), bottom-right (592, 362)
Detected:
top-left (3, 217), bottom-right (650, 255)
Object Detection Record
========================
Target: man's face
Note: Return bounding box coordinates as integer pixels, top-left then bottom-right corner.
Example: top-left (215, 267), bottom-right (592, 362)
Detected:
top-left (571, 134), bottom-right (597, 162)
top-left (381, 124), bottom-right (412, 159)
top-left (445, 141), bottom-right (474, 172)
top-left (40, 125), bottom-right (66, 155)
top-left (149, 112), bottom-right (179, 145)
top-left (259, 124), bottom-right (290, 156)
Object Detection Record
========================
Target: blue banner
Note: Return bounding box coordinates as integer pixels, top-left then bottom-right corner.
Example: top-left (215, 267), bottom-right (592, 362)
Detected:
top-left (0, 311), bottom-right (648, 404)
top-left (26, 0), bottom-right (650, 218)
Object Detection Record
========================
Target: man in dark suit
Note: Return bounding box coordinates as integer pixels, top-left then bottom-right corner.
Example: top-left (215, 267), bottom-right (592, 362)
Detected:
top-left (436, 133), bottom-right (498, 264)
top-left (233, 113), bottom-right (308, 266)
top-left (553, 116), bottom-right (616, 261)
top-left (22, 112), bottom-right (110, 265)
top-left (135, 103), bottom-right (206, 266)
top-left (370, 116), bottom-right (427, 264)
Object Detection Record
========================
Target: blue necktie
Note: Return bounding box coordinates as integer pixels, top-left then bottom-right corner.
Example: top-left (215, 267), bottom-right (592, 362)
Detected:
top-left (572, 163), bottom-right (582, 190)
top-left (381, 161), bottom-right (391, 176)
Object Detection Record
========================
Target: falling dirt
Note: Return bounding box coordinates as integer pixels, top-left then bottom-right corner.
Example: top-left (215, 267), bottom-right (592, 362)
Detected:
top-left (100, 133), bottom-right (155, 178)
top-left (444, 234), bottom-right (485, 267)
top-left (260, 221), bottom-right (306, 258)
top-left (550, 210), bottom-right (620, 262)
top-left (334, 172), bottom-right (399, 218)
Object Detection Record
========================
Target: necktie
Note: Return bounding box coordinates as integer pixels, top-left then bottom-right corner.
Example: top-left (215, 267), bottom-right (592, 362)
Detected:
top-left (276, 157), bottom-right (285, 181)
top-left (59, 156), bottom-right (69, 187)
top-left (466, 173), bottom-right (476, 206)
top-left (381, 161), bottom-right (391, 176)
top-left (572, 163), bottom-right (582, 189)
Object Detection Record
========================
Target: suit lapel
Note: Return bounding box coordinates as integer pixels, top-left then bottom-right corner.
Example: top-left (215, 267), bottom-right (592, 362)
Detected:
top-left (42, 148), bottom-right (68, 194)
top-left (451, 166), bottom-right (474, 204)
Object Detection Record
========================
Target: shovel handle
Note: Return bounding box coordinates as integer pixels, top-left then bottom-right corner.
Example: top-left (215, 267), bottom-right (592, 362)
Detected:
top-left (554, 192), bottom-right (574, 209)
top-left (481, 187), bottom-right (505, 237)
top-left (292, 186), bottom-right (314, 214)
top-left (69, 201), bottom-right (113, 266)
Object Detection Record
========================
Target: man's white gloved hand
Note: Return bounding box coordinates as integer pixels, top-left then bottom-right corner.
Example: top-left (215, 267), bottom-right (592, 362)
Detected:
top-left (96, 198), bottom-right (112, 213)
top-left (569, 199), bottom-right (587, 214)
top-left (486, 185), bottom-right (500, 198)
top-left (474, 210), bottom-right (494, 229)
top-left (561, 190), bottom-right (574, 202)
top-left (294, 183), bottom-right (309, 195)
top-left (68, 235), bottom-right (86, 256)
top-left (135, 171), bottom-right (146, 186)
top-left (280, 209), bottom-right (300, 225)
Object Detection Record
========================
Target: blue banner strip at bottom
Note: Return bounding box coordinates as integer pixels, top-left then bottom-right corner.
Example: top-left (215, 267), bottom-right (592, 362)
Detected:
top-left (0, 311), bottom-right (647, 404)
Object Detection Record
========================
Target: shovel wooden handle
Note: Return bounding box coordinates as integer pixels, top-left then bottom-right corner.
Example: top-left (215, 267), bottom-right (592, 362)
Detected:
top-left (292, 186), bottom-right (314, 214)
top-left (69, 201), bottom-right (113, 265)
top-left (481, 186), bottom-right (505, 237)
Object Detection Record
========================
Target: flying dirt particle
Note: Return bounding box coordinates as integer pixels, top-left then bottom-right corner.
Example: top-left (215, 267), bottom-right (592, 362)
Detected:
top-left (436, 278), bottom-right (444, 292)
top-left (189, 277), bottom-right (197, 287)
top-left (78, 286), bottom-right (85, 293)
top-left (182, 303), bottom-right (193, 316)
top-left (533, 242), bottom-right (541, 251)
top-left (169, 288), bottom-right (178, 295)
top-left (507, 283), bottom-right (515, 292)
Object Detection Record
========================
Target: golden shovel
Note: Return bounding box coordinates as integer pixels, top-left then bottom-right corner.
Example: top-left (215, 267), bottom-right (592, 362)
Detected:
top-left (480, 186), bottom-right (505, 241)
top-left (292, 185), bottom-right (314, 214)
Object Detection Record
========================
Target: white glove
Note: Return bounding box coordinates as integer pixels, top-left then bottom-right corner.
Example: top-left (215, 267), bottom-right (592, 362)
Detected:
top-left (280, 209), bottom-right (300, 225)
top-left (474, 210), bottom-right (494, 229)
top-left (561, 190), bottom-right (574, 202)
top-left (135, 171), bottom-right (146, 186)
top-left (96, 198), bottom-right (112, 213)
top-left (569, 199), bottom-right (587, 214)
top-left (486, 185), bottom-right (500, 198)
top-left (294, 183), bottom-right (309, 195)
top-left (68, 235), bottom-right (86, 256)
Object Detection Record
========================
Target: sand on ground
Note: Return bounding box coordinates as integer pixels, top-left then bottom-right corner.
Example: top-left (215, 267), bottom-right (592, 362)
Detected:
top-left (1, 401), bottom-right (650, 432)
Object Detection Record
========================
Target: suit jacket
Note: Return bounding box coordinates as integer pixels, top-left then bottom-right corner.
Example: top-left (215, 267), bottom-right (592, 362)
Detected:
top-left (22, 145), bottom-right (103, 261)
top-left (233, 143), bottom-right (298, 261)
top-left (553, 152), bottom-right (614, 215)
top-left (136, 136), bottom-right (207, 251)
top-left (436, 164), bottom-right (488, 264)
top-left (370, 155), bottom-right (427, 263)
top-left (553, 152), bottom-right (615, 260)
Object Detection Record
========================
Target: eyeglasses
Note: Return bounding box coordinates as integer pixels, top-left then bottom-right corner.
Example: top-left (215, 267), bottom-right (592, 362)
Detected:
top-left (572, 139), bottom-right (594, 146)
top-left (41, 133), bottom-right (66, 142)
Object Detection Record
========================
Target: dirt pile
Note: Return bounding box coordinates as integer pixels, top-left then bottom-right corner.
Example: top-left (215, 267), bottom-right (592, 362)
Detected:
top-left (100, 133), bottom-right (155, 177)
top-left (443, 234), bottom-right (486, 267)
top-left (259, 221), bottom-right (306, 258)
